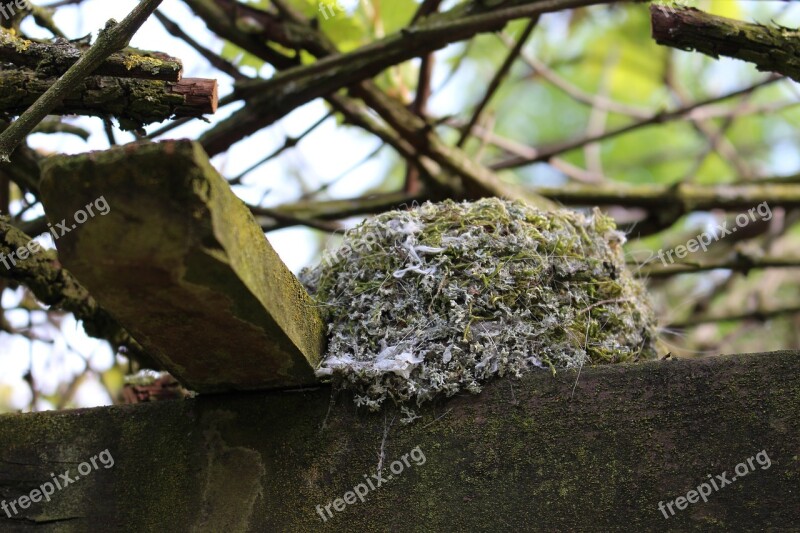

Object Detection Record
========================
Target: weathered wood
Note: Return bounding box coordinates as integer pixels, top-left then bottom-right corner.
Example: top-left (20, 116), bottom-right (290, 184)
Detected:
top-left (39, 140), bottom-right (325, 393)
top-left (169, 77), bottom-right (218, 116)
top-left (0, 351), bottom-right (797, 531)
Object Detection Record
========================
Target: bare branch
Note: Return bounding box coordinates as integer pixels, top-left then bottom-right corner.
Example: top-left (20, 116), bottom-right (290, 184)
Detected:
top-left (490, 77), bottom-right (781, 170)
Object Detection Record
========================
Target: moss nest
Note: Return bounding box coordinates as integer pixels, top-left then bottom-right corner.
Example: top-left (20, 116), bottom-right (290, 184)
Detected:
top-left (301, 198), bottom-right (657, 412)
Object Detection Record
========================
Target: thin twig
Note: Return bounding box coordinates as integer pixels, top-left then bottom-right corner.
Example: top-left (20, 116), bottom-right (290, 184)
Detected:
top-left (422, 408), bottom-right (453, 428)
top-left (376, 413), bottom-right (396, 474)
top-left (491, 76), bottom-right (782, 170)
top-left (154, 10), bottom-right (243, 80)
top-left (228, 112), bottom-right (332, 186)
top-left (457, 17), bottom-right (539, 148)
top-left (571, 321), bottom-right (590, 400)
top-left (506, 35), bottom-right (652, 119)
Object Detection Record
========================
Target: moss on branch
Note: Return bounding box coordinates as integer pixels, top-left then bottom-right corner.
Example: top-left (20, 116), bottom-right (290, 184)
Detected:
top-left (0, 69), bottom-right (217, 130)
top-left (651, 4), bottom-right (800, 82)
top-left (0, 28), bottom-right (183, 81)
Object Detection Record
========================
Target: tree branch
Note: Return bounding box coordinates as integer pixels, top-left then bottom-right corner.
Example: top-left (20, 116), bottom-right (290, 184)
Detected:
top-left (490, 76), bottom-right (781, 170)
top-left (0, 70), bottom-right (217, 130)
top-left (651, 4), bottom-right (800, 83)
top-left (153, 10), bottom-right (242, 80)
top-left (192, 0), bottom-right (556, 208)
top-left (193, 0), bottom-right (619, 154)
top-left (253, 192), bottom-right (420, 232)
top-left (457, 17), bottom-right (539, 148)
top-left (353, 83), bottom-right (555, 207)
top-left (0, 0), bottom-right (165, 161)
top-left (635, 254), bottom-right (800, 279)
top-left (531, 181), bottom-right (800, 211)
top-left (0, 29), bottom-right (183, 81)
top-left (668, 304), bottom-right (800, 329)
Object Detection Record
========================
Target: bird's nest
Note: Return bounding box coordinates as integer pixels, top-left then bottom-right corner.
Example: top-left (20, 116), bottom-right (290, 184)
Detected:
top-left (301, 198), bottom-right (657, 413)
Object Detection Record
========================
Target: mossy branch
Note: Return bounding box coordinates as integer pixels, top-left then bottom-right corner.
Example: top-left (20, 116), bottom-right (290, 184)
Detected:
top-left (634, 254), bottom-right (800, 279)
top-left (0, 29), bottom-right (183, 82)
top-left (252, 192), bottom-right (420, 231)
top-left (0, 70), bottom-right (217, 130)
top-left (0, 0), bottom-right (165, 161)
top-left (651, 4), bottom-right (800, 82)
top-left (260, 181), bottom-right (797, 233)
top-left (531, 181), bottom-right (800, 211)
top-left (668, 304), bottom-right (800, 328)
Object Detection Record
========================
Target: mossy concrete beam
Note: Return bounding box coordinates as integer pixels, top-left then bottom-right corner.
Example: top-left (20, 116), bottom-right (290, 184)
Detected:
top-left (0, 351), bottom-right (798, 531)
top-left (39, 140), bottom-right (324, 393)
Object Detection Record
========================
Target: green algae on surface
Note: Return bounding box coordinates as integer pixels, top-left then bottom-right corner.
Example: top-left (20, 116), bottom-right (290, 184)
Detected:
top-left (40, 140), bottom-right (324, 392)
top-left (301, 198), bottom-right (658, 411)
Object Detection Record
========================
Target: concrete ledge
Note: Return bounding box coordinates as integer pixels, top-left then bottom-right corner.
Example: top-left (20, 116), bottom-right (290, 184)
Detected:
top-left (39, 140), bottom-right (325, 392)
top-left (0, 350), bottom-right (797, 531)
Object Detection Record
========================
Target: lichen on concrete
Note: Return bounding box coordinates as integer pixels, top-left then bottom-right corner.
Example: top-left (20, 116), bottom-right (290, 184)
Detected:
top-left (40, 140), bottom-right (324, 393)
top-left (301, 198), bottom-right (658, 411)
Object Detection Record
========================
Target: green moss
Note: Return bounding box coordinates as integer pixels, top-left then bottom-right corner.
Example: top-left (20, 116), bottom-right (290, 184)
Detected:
top-left (122, 54), bottom-right (165, 74)
top-left (1, 350), bottom-right (797, 530)
top-left (0, 28), bottom-right (31, 52)
top-left (40, 141), bottom-right (323, 392)
top-left (301, 198), bottom-right (658, 414)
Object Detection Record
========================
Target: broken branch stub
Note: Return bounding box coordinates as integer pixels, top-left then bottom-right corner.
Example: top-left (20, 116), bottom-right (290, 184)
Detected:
top-left (0, 71), bottom-right (217, 130)
top-left (39, 140), bottom-right (325, 393)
